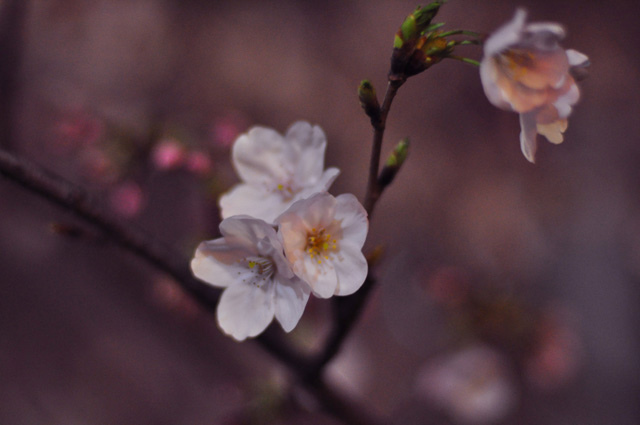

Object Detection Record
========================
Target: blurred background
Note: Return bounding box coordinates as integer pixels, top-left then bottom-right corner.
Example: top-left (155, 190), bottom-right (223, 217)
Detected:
top-left (1, 0), bottom-right (639, 424)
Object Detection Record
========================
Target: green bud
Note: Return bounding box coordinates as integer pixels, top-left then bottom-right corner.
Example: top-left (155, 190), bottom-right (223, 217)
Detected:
top-left (386, 138), bottom-right (409, 167)
top-left (398, 2), bottom-right (445, 46)
top-left (390, 1), bottom-right (446, 79)
top-left (358, 80), bottom-right (381, 123)
top-left (378, 138), bottom-right (410, 188)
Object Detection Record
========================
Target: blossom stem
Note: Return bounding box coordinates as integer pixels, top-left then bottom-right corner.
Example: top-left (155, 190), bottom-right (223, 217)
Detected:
top-left (363, 78), bottom-right (404, 215)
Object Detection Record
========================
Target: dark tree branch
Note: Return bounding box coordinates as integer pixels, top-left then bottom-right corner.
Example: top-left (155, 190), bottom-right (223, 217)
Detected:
top-left (0, 149), bottom-right (308, 370)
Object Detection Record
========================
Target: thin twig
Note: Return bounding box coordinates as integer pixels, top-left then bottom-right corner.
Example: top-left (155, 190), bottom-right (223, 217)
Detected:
top-left (363, 78), bottom-right (404, 215)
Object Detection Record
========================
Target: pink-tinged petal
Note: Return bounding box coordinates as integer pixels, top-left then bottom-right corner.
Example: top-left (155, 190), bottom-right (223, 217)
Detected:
top-left (484, 9), bottom-right (527, 57)
top-left (506, 48), bottom-right (569, 90)
top-left (232, 127), bottom-right (290, 185)
top-left (274, 276), bottom-right (311, 332)
top-left (537, 119), bottom-right (567, 145)
top-left (191, 241), bottom-right (250, 288)
top-left (519, 112), bottom-right (539, 163)
top-left (298, 256), bottom-right (337, 298)
top-left (566, 49), bottom-right (589, 67)
top-left (334, 194), bottom-right (368, 249)
top-left (333, 241), bottom-right (368, 296)
top-left (219, 184), bottom-right (288, 223)
top-left (286, 192), bottom-right (337, 230)
top-left (217, 280), bottom-right (275, 341)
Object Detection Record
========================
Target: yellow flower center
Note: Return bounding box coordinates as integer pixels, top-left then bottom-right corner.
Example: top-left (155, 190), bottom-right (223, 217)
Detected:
top-left (305, 227), bottom-right (339, 265)
top-left (274, 182), bottom-right (297, 201)
top-left (240, 256), bottom-right (274, 287)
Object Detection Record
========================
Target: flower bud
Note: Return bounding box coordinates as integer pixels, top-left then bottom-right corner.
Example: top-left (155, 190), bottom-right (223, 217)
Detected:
top-left (394, 2), bottom-right (444, 49)
top-left (378, 138), bottom-right (409, 188)
top-left (358, 80), bottom-right (381, 123)
top-left (390, 1), bottom-right (446, 79)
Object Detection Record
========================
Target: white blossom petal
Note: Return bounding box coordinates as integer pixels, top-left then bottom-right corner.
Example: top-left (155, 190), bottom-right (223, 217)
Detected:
top-left (274, 276), bottom-right (311, 332)
top-left (333, 241), bottom-right (368, 296)
top-left (334, 193), bottom-right (368, 249)
top-left (484, 9), bottom-right (527, 57)
top-left (303, 256), bottom-right (338, 298)
top-left (191, 240), bottom-right (250, 288)
top-left (220, 184), bottom-right (291, 223)
top-left (220, 121), bottom-right (340, 222)
top-left (286, 121), bottom-right (327, 184)
top-left (232, 127), bottom-right (290, 185)
top-left (553, 82), bottom-right (580, 118)
top-left (191, 216), bottom-right (310, 341)
top-left (566, 49), bottom-right (589, 67)
top-left (519, 112), bottom-right (539, 163)
top-left (217, 279), bottom-right (275, 341)
top-left (480, 58), bottom-right (513, 110)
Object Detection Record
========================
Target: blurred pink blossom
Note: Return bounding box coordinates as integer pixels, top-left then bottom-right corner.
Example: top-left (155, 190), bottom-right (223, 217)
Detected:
top-left (152, 138), bottom-right (185, 170)
top-left (109, 181), bottom-right (144, 218)
top-left (210, 111), bottom-right (248, 148)
top-left (150, 278), bottom-right (200, 320)
top-left (53, 109), bottom-right (104, 150)
top-left (424, 266), bottom-right (469, 307)
top-left (185, 151), bottom-right (213, 176)
top-left (525, 311), bottom-right (581, 390)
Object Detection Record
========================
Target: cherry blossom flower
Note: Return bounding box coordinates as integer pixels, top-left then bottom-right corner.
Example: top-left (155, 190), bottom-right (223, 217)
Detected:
top-left (276, 192), bottom-right (368, 299)
top-left (219, 121), bottom-right (340, 223)
top-left (191, 216), bottom-right (311, 341)
top-left (480, 9), bottom-right (589, 163)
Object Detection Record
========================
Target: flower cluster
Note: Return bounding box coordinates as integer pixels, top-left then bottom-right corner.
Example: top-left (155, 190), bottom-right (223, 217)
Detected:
top-left (480, 9), bottom-right (589, 163)
top-left (191, 121), bottom-right (369, 341)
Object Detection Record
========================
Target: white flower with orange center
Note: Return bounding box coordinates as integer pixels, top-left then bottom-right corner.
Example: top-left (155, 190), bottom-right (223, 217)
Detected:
top-left (219, 121), bottom-right (340, 223)
top-left (191, 215), bottom-right (310, 341)
top-left (480, 9), bottom-right (589, 163)
top-left (277, 192), bottom-right (368, 298)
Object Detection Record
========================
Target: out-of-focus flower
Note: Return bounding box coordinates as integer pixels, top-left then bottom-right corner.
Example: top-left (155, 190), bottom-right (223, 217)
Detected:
top-left (415, 345), bottom-right (517, 425)
top-left (185, 150), bottom-right (213, 176)
top-left (151, 138), bottom-right (185, 170)
top-left (109, 181), bottom-right (144, 218)
top-left (191, 216), bottom-right (311, 341)
top-left (151, 277), bottom-right (200, 320)
top-left (53, 109), bottom-right (105, 150)
top-left (480, 9), bottom-right (589, 163)
top-left (277, 192), bottom-right (368, 299)
top-left (80, 147), bottom-right (118, 183)
top-left (219, 121), bottom-right (340, 223)
top-left (525, 311), bottom-right (581, 390)
top-left (210, 111), bottom-right (248, 148)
